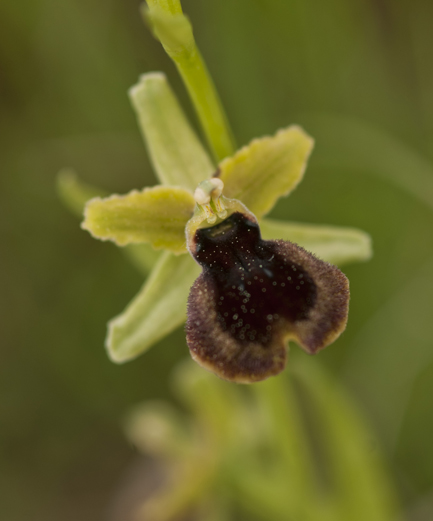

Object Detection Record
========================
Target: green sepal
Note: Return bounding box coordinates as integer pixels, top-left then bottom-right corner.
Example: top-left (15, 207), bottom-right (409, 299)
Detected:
top-left (260, 218), bottom-right (372, 266)
top-left (218, 126), bottom-right (314, 219)
top-left (107, 251), bottom-right (200, 363)
top-left (81, 185), bottom-right (195, 254)
top-left (129, 72), bottom-right (214, 190)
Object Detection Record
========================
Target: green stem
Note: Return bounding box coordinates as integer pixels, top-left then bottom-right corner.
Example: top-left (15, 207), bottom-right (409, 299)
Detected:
top-left (143, 0), bottom-right (236, 162)
top-left (146, 0), bottom-right (182, 15)
top-left (174, 47), bottom-right (235, 162)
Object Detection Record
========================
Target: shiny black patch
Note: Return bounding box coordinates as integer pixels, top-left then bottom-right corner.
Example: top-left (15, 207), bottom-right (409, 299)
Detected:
top-left (194, 213), bottom-right (317, 346)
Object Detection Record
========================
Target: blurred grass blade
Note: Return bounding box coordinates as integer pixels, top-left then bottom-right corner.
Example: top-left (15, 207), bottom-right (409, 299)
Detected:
top-left (343, 256), bottom-right (433, 450)
top-left (261, 218), bottom-right (372, 266)
top-left (173, 360), bottom-right (242, 444)
top-left (107, 252), bottom-right (200, 362)
top-left (129, 72), bottom-right (215, 190)
top-left (218, 126), bottom-right (314, 219)
top-left (293, 359), bottom-right (400, 521)
top-left (143, 1), bottom-right (235, 161)
top-left (134, 455), bottom-right (216, 521)
top-left (251, 373), bottom-right (320, 520)
top-left (82, 186), bottom-right (195, 253)
top-left (304, 114), bottom-right (433, 211)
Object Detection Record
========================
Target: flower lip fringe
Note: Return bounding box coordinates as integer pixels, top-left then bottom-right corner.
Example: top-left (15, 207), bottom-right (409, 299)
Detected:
top-left (186, 209), bottom-right (350, 383)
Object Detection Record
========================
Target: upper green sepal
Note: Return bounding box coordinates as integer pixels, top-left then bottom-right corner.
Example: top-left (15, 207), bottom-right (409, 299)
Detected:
top-left (218, 126), bottom-right (314, 219)
top-left (81, 185), bottom-right (195, 254)
top-left (129, 73), bottom-right (214, 190)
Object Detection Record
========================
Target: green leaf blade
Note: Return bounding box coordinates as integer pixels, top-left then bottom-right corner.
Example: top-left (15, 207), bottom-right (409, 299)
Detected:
top-left (219, 126), bottom-right (314, 219)
top-left (82, 185), bottom-right (195, 254)
top-left (107, 252), bottom-right (200, 363)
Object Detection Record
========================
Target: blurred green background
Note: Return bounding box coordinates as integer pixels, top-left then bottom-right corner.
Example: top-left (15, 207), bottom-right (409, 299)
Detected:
top-left (1, 0), bottom-right (433, 519)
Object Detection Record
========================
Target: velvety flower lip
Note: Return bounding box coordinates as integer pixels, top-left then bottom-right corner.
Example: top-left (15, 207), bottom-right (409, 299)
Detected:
top-left (186, 205), bottom-right (350, 383)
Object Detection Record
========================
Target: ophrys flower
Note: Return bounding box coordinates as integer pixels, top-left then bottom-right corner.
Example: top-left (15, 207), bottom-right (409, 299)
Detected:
top-left (77, 72), bottom-right (367, 382)
top-left (60, 1), bottom-right (371, 382)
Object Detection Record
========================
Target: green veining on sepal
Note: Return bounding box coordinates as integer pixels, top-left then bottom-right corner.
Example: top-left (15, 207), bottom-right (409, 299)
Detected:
top-left (261, 218), bottom-right (372, 266)
top-left (107, 252), bottom-right (200, 363)
top-left (143, 1), bottom-right (236, 161)
top-left (129, 72), bottom-right (215, 190)
top-left (82, 185), bottom-right (195, 253)
top-left (218, 126), bottom-right (314, 219)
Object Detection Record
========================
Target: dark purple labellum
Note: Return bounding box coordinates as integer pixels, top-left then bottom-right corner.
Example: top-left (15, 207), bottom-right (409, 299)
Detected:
top-left (186, 212), bottom-right (349, 383)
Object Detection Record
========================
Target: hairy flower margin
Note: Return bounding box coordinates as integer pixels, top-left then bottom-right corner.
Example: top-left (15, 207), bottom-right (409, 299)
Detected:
top-left (59, 1), bottom-right (372, 382)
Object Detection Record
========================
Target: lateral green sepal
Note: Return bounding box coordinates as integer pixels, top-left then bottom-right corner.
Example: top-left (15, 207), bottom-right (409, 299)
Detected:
top-left (82, 185), bottom-right (195, 254)
top-left (260, 218), bottom-right (372, 266)
top-left (107, 252), bottom-right (200, 363)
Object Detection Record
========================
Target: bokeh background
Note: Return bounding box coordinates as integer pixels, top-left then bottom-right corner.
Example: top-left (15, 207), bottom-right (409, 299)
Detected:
top-left (1, 0), bottom-right (433, 519)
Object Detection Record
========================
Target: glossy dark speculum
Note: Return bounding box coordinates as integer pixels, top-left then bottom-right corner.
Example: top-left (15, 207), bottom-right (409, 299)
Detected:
top-left (194, 213), bottom-right (317, 345)
top-left (186, 211), bottom-right (349, 383)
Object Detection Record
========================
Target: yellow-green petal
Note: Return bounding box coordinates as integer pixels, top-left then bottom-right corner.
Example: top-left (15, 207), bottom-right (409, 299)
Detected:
top-left (107, 252), bottom-right (200, 363)
top-left (260, 218), bottom-right (372, 266)
top-left (129, 72), bottom-right (214, 190)
top-left (218, 126), bottom-right (314, 219)
top-left (82, 186), bottom-right (194, 254)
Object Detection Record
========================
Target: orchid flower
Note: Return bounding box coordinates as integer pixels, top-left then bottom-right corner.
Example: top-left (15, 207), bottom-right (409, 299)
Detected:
top-left (60, 0), bottom-right (371, 382)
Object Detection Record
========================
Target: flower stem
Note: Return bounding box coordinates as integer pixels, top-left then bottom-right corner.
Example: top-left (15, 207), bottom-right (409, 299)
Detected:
top-left (143, 0), bottom-right (236, 162)
top-left (146, 0), bottom-right (182, 16)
